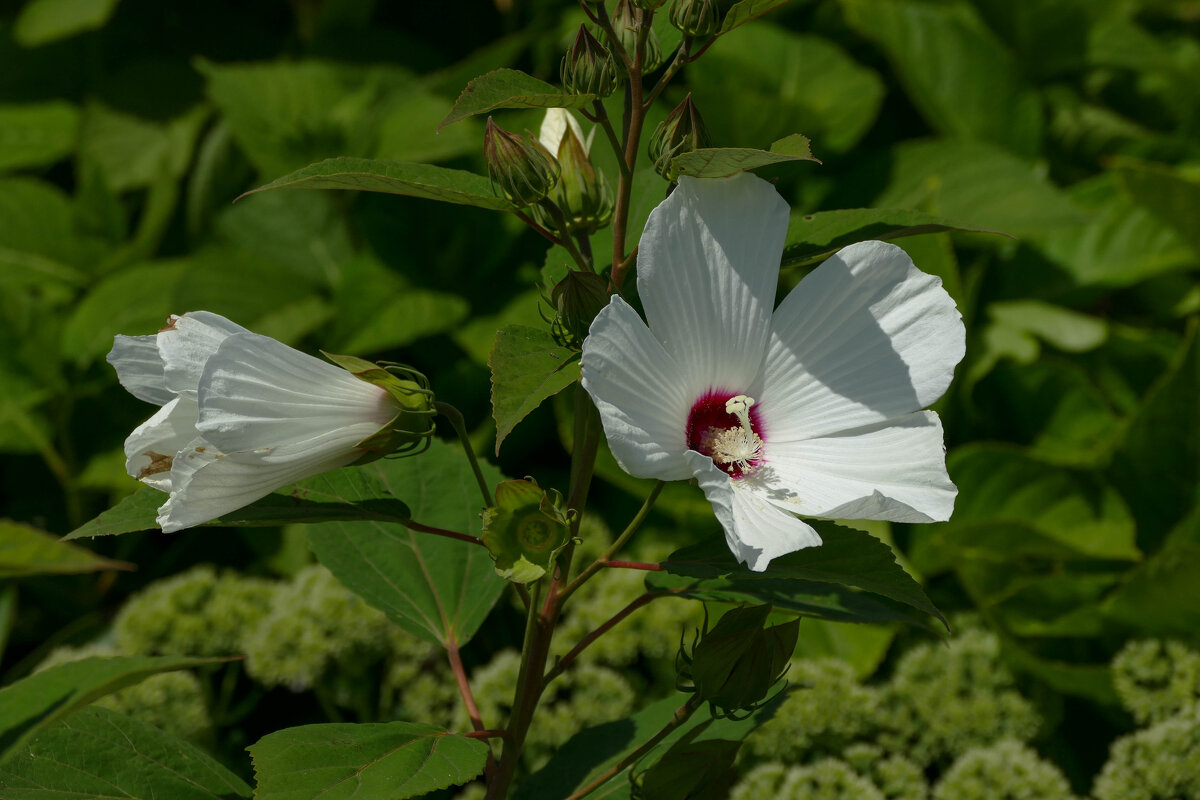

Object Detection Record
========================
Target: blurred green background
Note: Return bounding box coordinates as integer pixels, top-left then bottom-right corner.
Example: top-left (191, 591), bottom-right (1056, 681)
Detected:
top-left (2, 0), bottom-right (1199, 797)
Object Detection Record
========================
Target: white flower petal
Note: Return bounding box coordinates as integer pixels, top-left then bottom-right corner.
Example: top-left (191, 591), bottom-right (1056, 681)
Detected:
top-left (636, 173), bottom-right (788, 396)
top-left (684, 450), bottom-right (822, 572)
top-left (123, 396), bottom-right (199, 491)
top-left (755, 241), bottom-right (965, 442)
top-left (107, 334), bottom-right (174, 406)
top-left (538, 108), bottom-right (587, 155)
top-left (583, 297), bottom-right (694, 480)
top-left (196, 332), bottom-right (397, 464)
top-left (760, 411), bottom-right (957, 523)
top-left (157, 438), bottom-right (357, 532)
top-left (158, 311), bottom-right (250, 396)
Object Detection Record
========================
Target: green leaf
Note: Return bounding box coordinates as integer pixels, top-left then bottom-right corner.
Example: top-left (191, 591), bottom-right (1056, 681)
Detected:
top-left (910, 445), bottom-right (1140, 576)
top-left (648, 523), bottom-right (946, 628)
top-left (249, 722), bottom-right (488, 800)
top-left (0, 587), bottom-right (15, 662)
top-left (514, 691), bottom-right (784, 800)
top-left (0, 706), bottom-right (251, 799)
top-left (13, 0), bottom-right (120, 46)
top-left (0, 177), bottom-right (91, 289)
top-left (873, 140), bottom-right (1084, 238)
top-left (306, 438), bottom-right (505, 647)
top-left (0, 102), bottom-right (79, 171)
top-left (64, 471), bottom-right (413, 540)
top-left (1117, 162), bottom-right (1200, 257)
top-left (987, 301), bottom-right (1107, 353)
top-left (1104, 507), bottom-right (1200, 639)
top-left (241, 157), bottom-right (513, 210)
top-left (842, 0), bottom-right (1042, 156)
top-left (489, 324), bottom-right (581, 454)
top-left (59, 261), bottom-right (185, 366)
top-left (0, 520), bottom-right (132, 577)
top-left (0, 655), bottom-right (224, 764)
top-left (337, 290), bottom-right (469, 355)
top-left (781, 207), bottom-right (1003, 267)
top-left (79, 102), bottom-right (206, 191)
top-left (691, 25), bottom-right (883, 156)
top-left (439, 68), bottom-right (593, 130)
top-left (719, 0), bottom-right (794, 33)
top-left (672, 135), bottom-right (820, 179)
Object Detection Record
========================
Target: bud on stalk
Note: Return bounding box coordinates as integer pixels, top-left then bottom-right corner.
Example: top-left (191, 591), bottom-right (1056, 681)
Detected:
top-left (683, 603), bottom-right (799, 715)
top-left (547, 126), bottom-right (614, 235)
top-left (484, 117), bottom-right (559, 207)
top-left (611, 0), bottom-right (665, 71)
top-left (481, 479), bottom-right (572, 583)
top-left (670, 0), bottom-right (722, 38)
top-left (549, 270), bottom-right (609, 348)
top-left (562, 25), bottom-right (618, 97)
top-left (648, 93), bottom-right (712, 181)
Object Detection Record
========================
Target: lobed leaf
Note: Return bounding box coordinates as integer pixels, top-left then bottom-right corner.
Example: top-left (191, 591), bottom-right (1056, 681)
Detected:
top-left (439, 68), bottom-right (593, 129)
top-left (489, 324), bottom-right (581, 454)
top-left (0, 706), bottom-right (251, 800)
top-left (249, 722), bottom-right (488, 800)
top-left (240, 157), bottom-right (514, 211)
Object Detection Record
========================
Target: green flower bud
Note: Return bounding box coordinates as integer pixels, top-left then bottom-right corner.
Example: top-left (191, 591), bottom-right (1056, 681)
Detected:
top-left (549, 124), bottom-right (614, 235)
top-left (611, 0), bottom-right (665, 72)
top-left (648, 94), bottom-right (712, 181)
top-left (633, 738), bottom-right (741, 800)
top-left (669, 0), bottom-right (722, 38)
top-left (482, 479), bottom-right (572, 583)
top-left (562, 25), bottom-right (617, 98)
top-left (484, 117), bottom-right (559, 207)
top-left (632, 0), bottom-right (670, 9)
top-left (322, 352), bottom-right (436, 461)
top-left (685, 604), bottom-right (799, 715)
top-left (550, 269), bottom-right (610, 348)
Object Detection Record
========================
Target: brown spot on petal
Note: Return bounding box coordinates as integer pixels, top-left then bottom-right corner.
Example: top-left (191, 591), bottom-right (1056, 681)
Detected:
top-left (195, 446), bottom-right (206, 453)
top-left (159, 315), bottom-right (180, 333)
top-left (138, 451), bottom-right (173, 479)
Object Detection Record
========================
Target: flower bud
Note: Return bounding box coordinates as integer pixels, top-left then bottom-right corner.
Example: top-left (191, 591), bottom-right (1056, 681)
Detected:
top-left (321, 353), bottom-right (436, 461)
top-left (561, 25), bottom-right (618, 98)
top-left (648, 93), bottom-right (712, 181)
top-left (632, 0), bottom-right (669, 9)
top-left (482, 479), bottom-right (572, 583)
top-left (684, 604), bottom-right (799, 714)
top-left (484, 117), bottom-right (559, 207)
top-left (632, 738), bottom-right (740, 800)
top-left (669, 0), bottom-right (722, 38)
top-left (550, 270), bottom-right (609, 348)
top-left (611, 0), bottom-right (664, 72)
top-left (551, 125), bottom-right (614, 235)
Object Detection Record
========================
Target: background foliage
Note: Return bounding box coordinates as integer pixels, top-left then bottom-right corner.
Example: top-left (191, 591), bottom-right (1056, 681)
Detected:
top-left (1, 0), bottom-right (1198, 797)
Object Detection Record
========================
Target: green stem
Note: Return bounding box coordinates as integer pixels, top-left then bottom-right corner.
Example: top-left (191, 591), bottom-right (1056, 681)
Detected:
top-left (564, 695), bottom-right (702, 800)
top-left (559, 480), bottom-right (663, 604)
top-left (435, 401), bottom-right (493, 506)
top-left (402, 519), bottom-right (483, 547)
top-left (593, 99), bottom-right (629, 178)
top-left (544, 592), bottom-right (662, 685)
top-left (538, 199), bottom-right (590, 271)
top-left (643, 39), bottom-right (691, 110)
top-left (610, 10), bottom-right (651, 292)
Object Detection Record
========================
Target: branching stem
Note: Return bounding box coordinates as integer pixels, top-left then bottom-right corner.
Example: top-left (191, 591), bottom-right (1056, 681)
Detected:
top-left (544, 592), bottom-right (662, 685)
top-left (560, 480), bottom-right (663, 604)
top-left (402, 520), bottom-right (482, 547)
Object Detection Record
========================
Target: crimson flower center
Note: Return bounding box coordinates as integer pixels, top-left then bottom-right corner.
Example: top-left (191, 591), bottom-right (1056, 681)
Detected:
top-left (686, 391), bottom-right (766, 478)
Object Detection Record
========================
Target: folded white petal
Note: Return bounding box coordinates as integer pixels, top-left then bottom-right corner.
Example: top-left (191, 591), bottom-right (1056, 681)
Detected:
top-left (158, 311), bottom-right (250, 396)
top-left (538, 108), bottom-right (587, 155)
top-left (760, 411), bottom-right (957, 523)
top-left (755, 241), bottom-right (965, 442)
top-left (684, 450), bottom-right (822, 573)
top-left (157, 438), bottom-right (358, 533)
top-left (582, 297), bottom-right (694, 480)
top-left (123, 396), bottom-right (199, 491)
top-left (196, 332), bottom-right (397, 463)
top-left (636, 173), bottom-right (787, 395)
top-left (107, 334), bottom-right (174, 406)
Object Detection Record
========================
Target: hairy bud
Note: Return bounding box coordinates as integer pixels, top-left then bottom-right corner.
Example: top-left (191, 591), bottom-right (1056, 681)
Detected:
top-left (669, 0), bottom-right (722, 38)
top-left (484, 117), bottom-right (559, 207)
top-left (611, 0), bottom-right (664, 72)
top-left (648, 93), bottom-right (712, 181)
top-left (482, 479), bottom-right (572, 583)
top-left (562, 25), bottom-right (617, 98)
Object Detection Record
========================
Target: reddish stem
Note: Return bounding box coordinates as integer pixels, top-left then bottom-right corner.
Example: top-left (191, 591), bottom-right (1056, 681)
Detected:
top-left (402, 520), bottom-right (482, 546)
top-left (603, 560), bottom-right (663, 571)
top-left (447, 634), bottom-right (496, 781)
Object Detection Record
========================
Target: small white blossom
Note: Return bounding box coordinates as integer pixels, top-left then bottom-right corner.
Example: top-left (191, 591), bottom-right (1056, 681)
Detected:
top-left (581, 173), bottom-right (965, 571)
top-left (538, 108), bottom-right (594, 157)
top-left (108, 312), bottom-right (404, 532)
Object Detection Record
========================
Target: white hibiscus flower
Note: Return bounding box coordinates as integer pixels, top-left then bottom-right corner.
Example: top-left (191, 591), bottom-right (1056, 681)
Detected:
top-left (108, 312), bottom-right (427, 533)
top-left (581, 172), bottom-right (965, 572)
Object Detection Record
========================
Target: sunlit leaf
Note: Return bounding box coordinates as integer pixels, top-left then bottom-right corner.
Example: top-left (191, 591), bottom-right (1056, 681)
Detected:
top-left (672, 134), bottom-right (820, 179)
top-left (0, 520), bottom-right (131, 578)
top-left (782, 207), bottom-right (1003, 267)
top-left (439, 68), bottom-right (592, 129)
top-left (489, 324), bottom-right (581, 454)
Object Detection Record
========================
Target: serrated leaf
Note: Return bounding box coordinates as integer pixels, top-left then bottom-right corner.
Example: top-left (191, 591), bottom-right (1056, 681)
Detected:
top-left (0, 102), bottom-right (79, 171)
top-left (439, 68), bottom-right (593, 130)
top-left (672, 135), bottom-right (820, 179)
top-left (65, 470), bottom-right (413, 540)
top-left (241, 157), bottom-right (513, 210)
top-left (0, 655), bottom-right (225, 764)
top-left (781, 207), bottom-right (1005, 267)
top-left (0, 520), bottom-right (132, 578)
top-left (306, 439), bottom-right (505, 647)
top-left (489, 324), bottom-right (581, 454)
top-left (719, 0), bottom-right (793, 33)
top-left (0, 706), bottom-right (251, 799)
top-left (249, 722), bottom-right (488, 800)
top-left (647, 523), bottom-right (946, 628)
